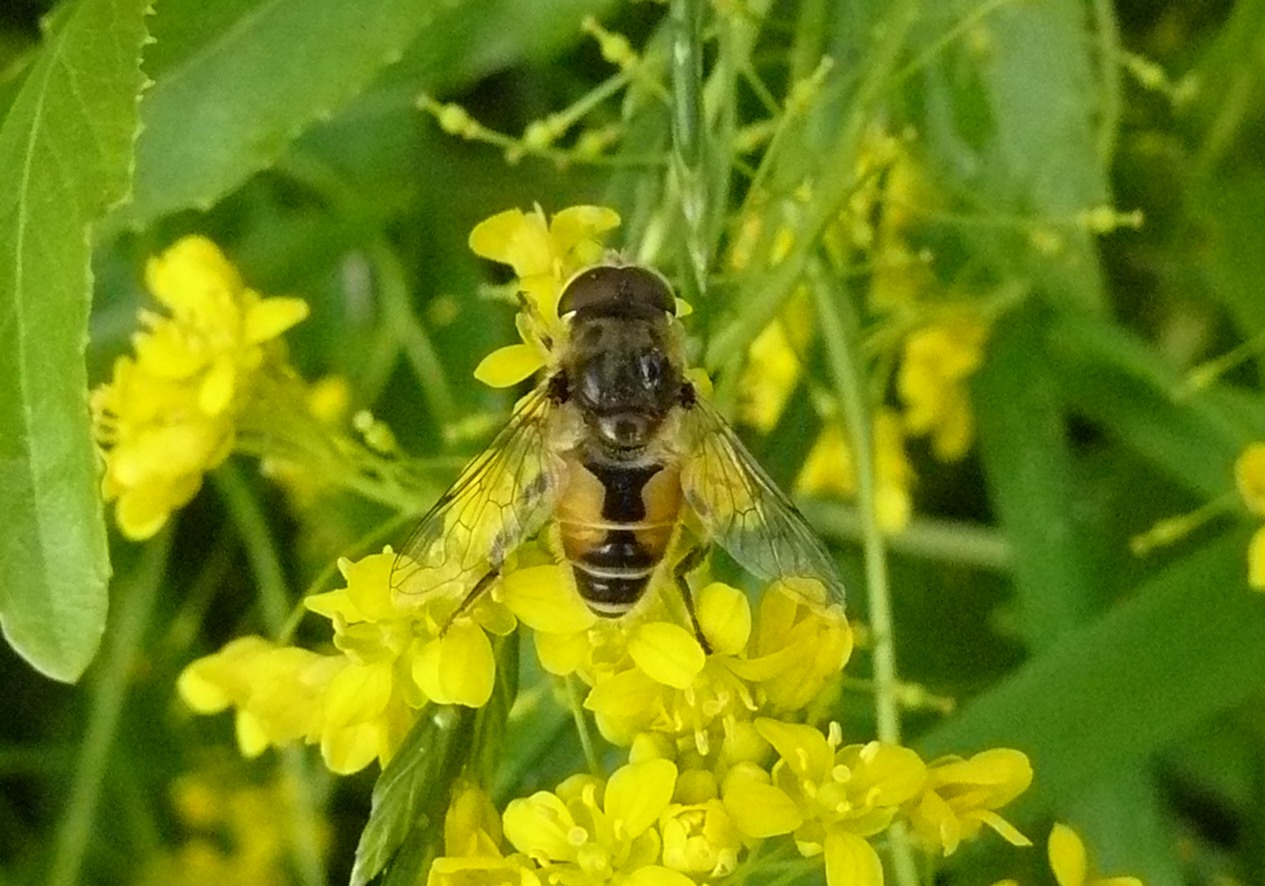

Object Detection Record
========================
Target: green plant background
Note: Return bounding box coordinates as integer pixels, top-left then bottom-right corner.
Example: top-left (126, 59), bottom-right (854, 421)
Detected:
top-left (2, 0), bottom-right (1265, 883)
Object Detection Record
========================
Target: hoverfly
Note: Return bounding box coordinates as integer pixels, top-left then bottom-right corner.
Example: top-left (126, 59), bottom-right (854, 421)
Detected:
top-left (390, 263), bottom-right (846, 630)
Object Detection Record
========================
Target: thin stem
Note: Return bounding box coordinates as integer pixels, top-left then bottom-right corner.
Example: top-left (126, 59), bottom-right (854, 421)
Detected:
top-left (800, 500), bottom-right (1012, 573)
top-left (812, 268), bottom-right (919, 886)
top-left (671, 0), bottom-right (710, 310)
top-left (370, 242), bottom-right (456, 429)
top-left (564, 675), bottom-right (602, 777)
top-left (212, 464), bottom-right (327, 886)
top-left (49, 532), bottom-right (171, 886)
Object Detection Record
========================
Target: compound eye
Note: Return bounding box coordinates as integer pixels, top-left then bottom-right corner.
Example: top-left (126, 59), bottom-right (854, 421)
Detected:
top-left (639, 352), bottom-right (666, 388)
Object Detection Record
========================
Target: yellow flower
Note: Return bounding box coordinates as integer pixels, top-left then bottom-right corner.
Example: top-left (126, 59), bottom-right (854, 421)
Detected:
top-left (897, 315), bottom-right (988, 462)
top-left (1047, 823), bottom-right (1143, 886)
top-left (501, 759), bottom-right (694, 886)
top-left (659, 794), bottom-right (743, 878)
top-left (721, 718), bottom-right (926, 886)
top-left (796, 410), bottom-right (914, 534)
top-left (469, 205), bottom-right (621, 387)
top-left (905, 748), bottom-right (1033, 855)
top-left (91, 236), bottom-right (308, 539)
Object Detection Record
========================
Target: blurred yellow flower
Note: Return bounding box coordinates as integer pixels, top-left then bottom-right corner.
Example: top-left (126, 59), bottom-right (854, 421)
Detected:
top-left (738, 288), bottom-right (813, 433)
top-left (905, 748), bottom-right (1033, 855)
top-left (796, 410), bottom-right (914, 534)
top-left (428, 782), bottom-right (542, 886)
top-left (139, 767), bottom-right (326, 886)
top-left (897, 315), bottom-right (988, 462)
top-left (1234, 444), bottom-right (1265, 589)
top-left (469, 204), bottom-right (621, 387)
top-left (91, 235), bottom-right (308, 539)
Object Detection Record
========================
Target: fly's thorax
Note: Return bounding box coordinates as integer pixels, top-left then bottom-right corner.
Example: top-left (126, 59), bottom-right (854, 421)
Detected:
top-left (562, 312), bottom-right (684, 453)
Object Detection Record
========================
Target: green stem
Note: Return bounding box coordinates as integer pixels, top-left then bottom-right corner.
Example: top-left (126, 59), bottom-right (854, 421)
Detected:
top-left (800, 500), bottom-right (1012, 573)
top-left (811, 270), bottom-right (919, 886)
top-left (212, 464), bottom-right (327, 886)
top-left (49, 532), bottom-right (171, 886)
top-left (565, 675), bottom-right (602, 777)
top-left (370, 242), bottom-right (456, 429)
top-left (671, 0), bottom-right (710, 310)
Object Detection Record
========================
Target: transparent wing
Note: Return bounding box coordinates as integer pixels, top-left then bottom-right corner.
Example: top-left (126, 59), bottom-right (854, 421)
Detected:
top-left (391, 386), bottom-right (559, 605)
top-left (678, 395), bottom-right (847, 613)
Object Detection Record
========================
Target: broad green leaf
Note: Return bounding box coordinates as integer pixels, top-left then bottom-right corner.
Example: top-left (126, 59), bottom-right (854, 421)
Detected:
top-left (112, 0), bottom-right (616, 232)
top-left (974, 304), bottom-right (1096, 644)
top-left (112, 0), bottom-right (447, 230)
top-left (351, 705), bottom-right (475, 886)
top-left (918, 532), bottom-right (1265, 821)
top-left (0, 0), bottom-right (149, 682)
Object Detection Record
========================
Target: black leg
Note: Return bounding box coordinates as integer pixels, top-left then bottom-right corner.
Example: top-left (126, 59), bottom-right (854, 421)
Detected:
top-left (673, 546), bottom-right (711, 654)
top-left (442, 569), bottom-right (499, 634)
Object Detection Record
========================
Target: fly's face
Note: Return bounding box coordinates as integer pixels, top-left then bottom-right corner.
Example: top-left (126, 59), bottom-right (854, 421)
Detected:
top-left (556, 265), bottom-right (684, 453)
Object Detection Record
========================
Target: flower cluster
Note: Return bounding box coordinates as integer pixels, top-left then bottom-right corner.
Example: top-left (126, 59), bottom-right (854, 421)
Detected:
top-left (417, 206), bottom-right (1032, 886)
top-left (91, 236), bottom-right (309, 539)
top-left (1235, 442), bottom-right (1265, 589)
top-left (179, 548), bottom-right (521, 773)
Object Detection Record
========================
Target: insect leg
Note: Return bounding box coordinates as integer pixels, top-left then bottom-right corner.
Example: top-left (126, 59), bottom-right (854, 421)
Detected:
top-left (672, 546), bottom-right (711, 654)
top-left (441, 568), bottom-right (500, 635)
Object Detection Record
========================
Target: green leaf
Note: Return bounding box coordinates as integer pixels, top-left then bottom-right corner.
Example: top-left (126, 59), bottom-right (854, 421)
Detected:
top-left (0, 0), bottom-right (149, 682)
top-left (974, 303), bottom-right (1096, 644)
top-left (351, 705), bottom-right (475, 886)
top-left (917, 531), bottom-right (1265, 820)
top-left (112, 0), bottom-right (616, 232)
top-left (113, 0), bottom-right (447, 230)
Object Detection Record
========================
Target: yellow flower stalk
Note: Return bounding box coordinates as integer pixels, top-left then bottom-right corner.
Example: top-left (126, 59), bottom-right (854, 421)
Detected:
top-left (91, 235), bottom-right (309, 539)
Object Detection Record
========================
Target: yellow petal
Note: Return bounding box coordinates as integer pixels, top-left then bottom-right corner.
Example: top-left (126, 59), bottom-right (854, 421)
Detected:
top-left (721, 764), bottom-right (803, 838)
top-left (1249, 525), bottom-right (1265, 590)
top-left (321, 721), bottom-right (381, 774)
top-left (972, 809), bottom-right (1031, 847)
top-left (533, 629), bottom-right (589, 676)
top-left (824, 831), bottom-right (884, 886)
top-left (628, 622), bottom-right (706, 689)
top-left (145, 236), bottom-right (242, 313)
top-left (245, 296), bottom-right (309, 343)
top-left (755, 718), bottom-right (832, 780)
top-left (468, 208), bottom-right (553, 276)
top-left (474, 344), bottom-right (545, 388)
top-left (235, 710), bottom-right (270, 757)
top-left (436, 623), bottom-right (496, 707)
top-left (1235, 442), bottom-right (1265, 515)
top-left (548, 205), bottom-right (620, 252)
top-left (1048, 823), bottom-right (1088, 886)
top-left (198, 356), bottom-right (237, 415)
top-left (623, 866), bottom-right (696, 886)
top-left (605, 759), bottom-right (677, 839)
top-left (323, 662), bottom-right (392, 726)
top-left (696, 582), bottom-right (751, 655)
top-left (500, 564), bottom-right (596, 634)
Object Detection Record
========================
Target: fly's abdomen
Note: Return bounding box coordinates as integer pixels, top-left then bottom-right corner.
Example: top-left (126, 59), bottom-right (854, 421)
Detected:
top-left (556, 457), bottom-right (682, 616)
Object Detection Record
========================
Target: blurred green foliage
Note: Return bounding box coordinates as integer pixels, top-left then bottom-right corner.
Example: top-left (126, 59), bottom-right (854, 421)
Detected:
top-left (2, 0), bottom-right (1265, 883)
